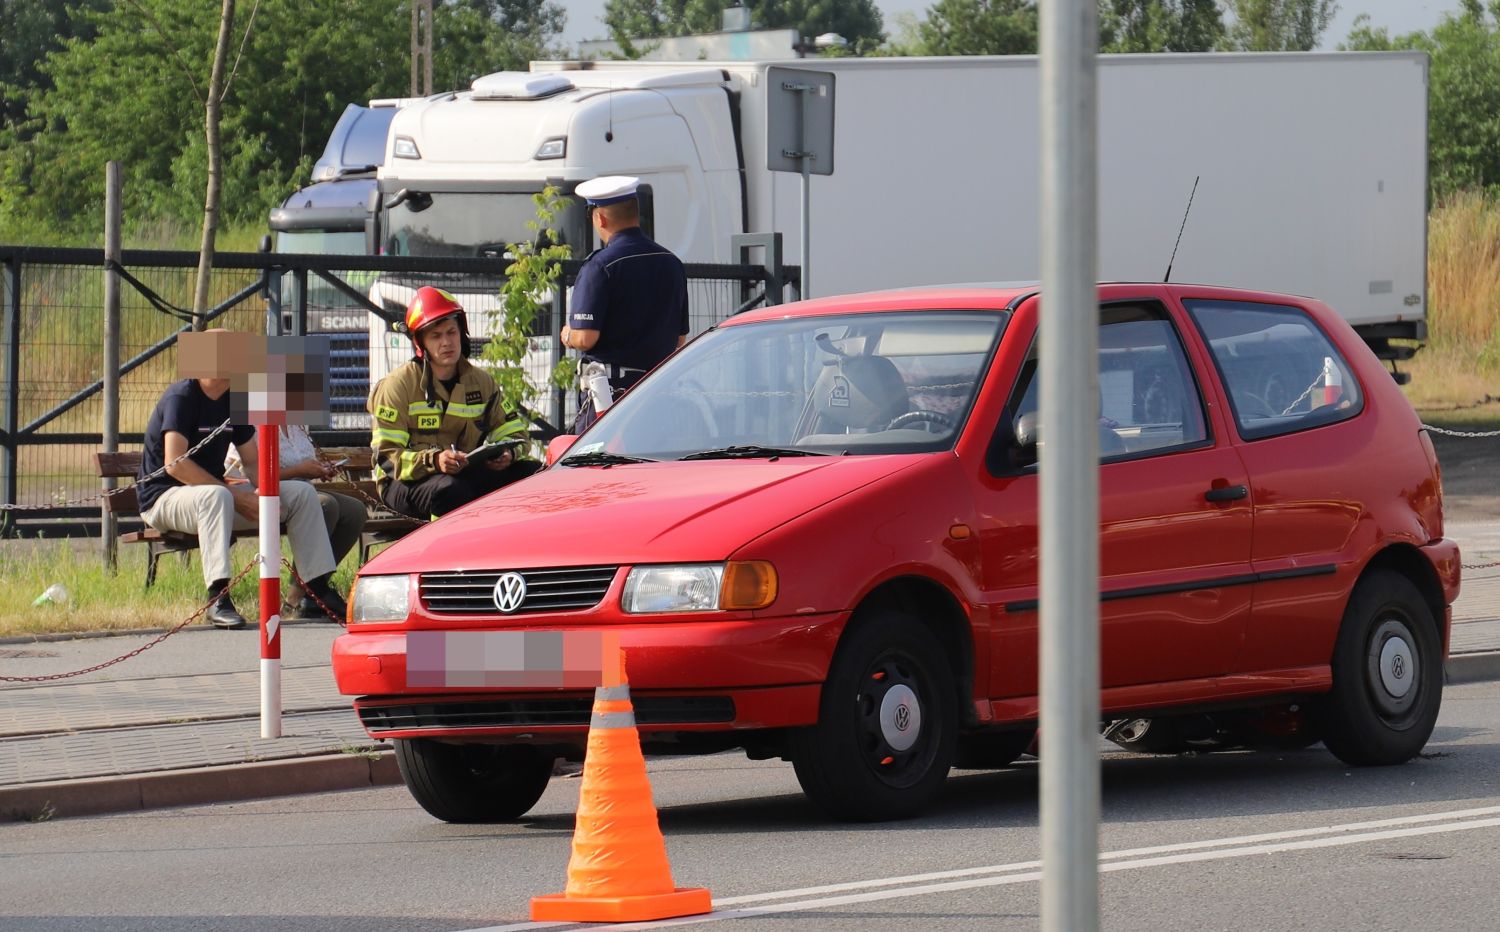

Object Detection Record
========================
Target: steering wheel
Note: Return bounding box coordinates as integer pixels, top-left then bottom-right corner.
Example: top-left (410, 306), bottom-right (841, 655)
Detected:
top-left (886, 409), bottom-right (956, 432)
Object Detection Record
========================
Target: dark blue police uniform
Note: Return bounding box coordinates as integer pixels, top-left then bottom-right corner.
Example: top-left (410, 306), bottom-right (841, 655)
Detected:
top-left (568, 226), bottom-right (688, 431)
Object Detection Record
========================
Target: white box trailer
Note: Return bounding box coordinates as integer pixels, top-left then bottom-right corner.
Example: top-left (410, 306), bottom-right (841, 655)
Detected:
top-left (367, 51), bottom-right (1428, 404)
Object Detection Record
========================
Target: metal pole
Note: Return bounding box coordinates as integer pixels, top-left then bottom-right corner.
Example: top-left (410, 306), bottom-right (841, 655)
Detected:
top-left (1039, 0), bottom-right (1100, 929)
top-left (102, 162), bottom-right (123, 570)
top-left (551, 288), bottom-right (566, 430)
top-left (2, 258), bottom-right (19, 531)
top-left (264, 269), bottom-right (283, 337)
top-left (293, 268), bottom-right (308, 336)
top-left (799, 86), bottom-right (812, 300)
top-left (258, 426), bottom-right (282, 738)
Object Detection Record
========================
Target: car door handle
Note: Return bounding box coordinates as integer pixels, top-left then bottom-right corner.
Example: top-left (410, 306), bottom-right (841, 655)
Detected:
top-left (1204, 484), bottom-right (1248, 503)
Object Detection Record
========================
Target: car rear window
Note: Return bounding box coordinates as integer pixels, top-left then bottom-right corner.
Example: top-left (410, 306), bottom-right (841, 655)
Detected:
top-left (1186, 299), bottom-right (1363, 441)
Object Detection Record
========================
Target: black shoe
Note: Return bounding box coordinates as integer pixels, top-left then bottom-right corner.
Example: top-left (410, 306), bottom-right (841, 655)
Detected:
top-left (304, 577), bottom-right (348, 622)
top-left (205, 588), bottom-right (248, 630)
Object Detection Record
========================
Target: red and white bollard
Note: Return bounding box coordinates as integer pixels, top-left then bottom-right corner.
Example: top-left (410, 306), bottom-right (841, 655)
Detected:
top-left (1320, 356), bottom-right (1342, 409)
top-left (257, 426), bottom-right (282, 738)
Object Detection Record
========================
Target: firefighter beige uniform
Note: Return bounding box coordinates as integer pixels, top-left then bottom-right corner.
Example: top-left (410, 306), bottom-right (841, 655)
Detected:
top-left (368, 358), bottom-right (537, 519)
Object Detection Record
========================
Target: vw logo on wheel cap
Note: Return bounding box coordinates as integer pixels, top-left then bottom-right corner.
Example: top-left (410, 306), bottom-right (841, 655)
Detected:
top-left (492, 572), bottom-right (527, 613)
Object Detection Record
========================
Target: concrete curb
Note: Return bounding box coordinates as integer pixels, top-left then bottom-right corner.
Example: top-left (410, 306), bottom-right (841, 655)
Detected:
top-left (0, 750), bottom-right (400, 822)
top-left (1447, 651), bottom-right (1500, 685)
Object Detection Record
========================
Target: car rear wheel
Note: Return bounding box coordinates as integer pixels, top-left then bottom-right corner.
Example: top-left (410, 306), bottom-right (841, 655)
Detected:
top-left (394, 739), bottom-right (553, 823)
top-left (790, 608), bottom-right (957, 821)
top-left (1318, 570), bottom-right (1442, 766)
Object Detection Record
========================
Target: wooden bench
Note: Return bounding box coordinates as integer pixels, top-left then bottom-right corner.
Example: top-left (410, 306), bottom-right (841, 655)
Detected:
top-left (94, 448), bottom-right (420, 588)
top-left (313, 446), bottom-right (423, 563)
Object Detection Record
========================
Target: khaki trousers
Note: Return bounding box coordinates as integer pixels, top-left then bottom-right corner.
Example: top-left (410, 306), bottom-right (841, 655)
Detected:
top-left (141, 481), bottom-right (336, 587)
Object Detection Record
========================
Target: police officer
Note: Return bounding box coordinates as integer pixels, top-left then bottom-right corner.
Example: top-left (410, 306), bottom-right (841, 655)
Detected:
top-left (368, 286), bottom-right (540, 520)
top-left (559, 175), bottom-right (689, 433)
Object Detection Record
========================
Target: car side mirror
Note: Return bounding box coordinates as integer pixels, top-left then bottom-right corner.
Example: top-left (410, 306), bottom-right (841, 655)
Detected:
top-left (1014, 412), bottom-right (1039, 449)
top-left (1011, 412), bottom-right (1040, 469)
top-left (546, 434), bottom-right (578, 466)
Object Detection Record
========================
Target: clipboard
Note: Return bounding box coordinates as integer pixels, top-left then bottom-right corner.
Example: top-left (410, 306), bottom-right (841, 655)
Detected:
top-left (465, 440), bottom-right (516, 466)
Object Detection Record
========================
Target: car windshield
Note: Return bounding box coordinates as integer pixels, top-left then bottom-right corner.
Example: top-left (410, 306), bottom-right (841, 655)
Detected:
top-left (383, 192), bottom-right (590, 258)
top-left (572, 310), bottom-right (1006, 461)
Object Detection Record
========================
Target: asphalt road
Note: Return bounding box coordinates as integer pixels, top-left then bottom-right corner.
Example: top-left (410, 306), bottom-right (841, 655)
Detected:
top-left (4, 680), bottom-right (1499, 931)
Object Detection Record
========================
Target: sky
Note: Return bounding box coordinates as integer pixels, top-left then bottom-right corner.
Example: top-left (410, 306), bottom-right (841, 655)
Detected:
top-left (555, 0), bottom-right (1467, 51)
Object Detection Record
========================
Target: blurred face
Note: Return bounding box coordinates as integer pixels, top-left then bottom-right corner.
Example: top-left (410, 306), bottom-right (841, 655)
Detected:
top-left (419, 316), bottom-right (463, 370)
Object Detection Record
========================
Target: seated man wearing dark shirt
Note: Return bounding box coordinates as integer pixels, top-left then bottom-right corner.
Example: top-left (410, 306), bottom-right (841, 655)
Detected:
top-left (136, 371), bottom-right (346, 629)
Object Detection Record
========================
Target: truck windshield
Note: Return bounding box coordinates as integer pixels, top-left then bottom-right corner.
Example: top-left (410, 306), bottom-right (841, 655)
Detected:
top-left (573, 311), bottom-right (1006, 461)
top-left (383, 192), bottom-right (589, 258)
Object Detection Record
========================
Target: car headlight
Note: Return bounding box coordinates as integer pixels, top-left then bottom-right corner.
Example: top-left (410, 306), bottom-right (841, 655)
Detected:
top-left (349, 574), bottom-right (411, 623)
top-left (622, 562), bottom-right (777, 614)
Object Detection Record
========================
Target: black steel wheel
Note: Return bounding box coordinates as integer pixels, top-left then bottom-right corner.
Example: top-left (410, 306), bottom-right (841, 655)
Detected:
top-left (790, 608), bottom-right (957, 821)
top-left (1317, 570), bottom-right (1442, 766)
top-left (394, 739), bottom-right (553, 823)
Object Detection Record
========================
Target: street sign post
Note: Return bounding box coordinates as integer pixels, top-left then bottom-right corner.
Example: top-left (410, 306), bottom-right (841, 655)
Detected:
top-left (766, 66), bottom-right (834, 299)
top-left (1039, 0), bottom-right (1102, 929)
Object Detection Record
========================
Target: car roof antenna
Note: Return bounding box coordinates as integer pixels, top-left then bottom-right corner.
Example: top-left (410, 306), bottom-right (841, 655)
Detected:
top-left (1163, 175), bottom-right (1200, 283)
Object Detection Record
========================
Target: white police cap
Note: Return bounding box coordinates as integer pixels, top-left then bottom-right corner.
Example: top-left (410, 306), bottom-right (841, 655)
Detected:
top-left (577, 175), bottom-right (640, 206)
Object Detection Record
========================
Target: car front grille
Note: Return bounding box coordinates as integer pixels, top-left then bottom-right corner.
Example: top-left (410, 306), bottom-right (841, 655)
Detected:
top-left (419, 565), bottom-right (618, 615)
top-left (358, 696), bottom-right (736, 733)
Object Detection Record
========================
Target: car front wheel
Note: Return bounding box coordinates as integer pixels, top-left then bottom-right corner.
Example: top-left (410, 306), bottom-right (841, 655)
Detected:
top-left (1318, 570), bottom-right (1442, 766)
top-left (790, 608), bottom-right (957, 821)
top-left (394, 739), bottom-right (553, 823)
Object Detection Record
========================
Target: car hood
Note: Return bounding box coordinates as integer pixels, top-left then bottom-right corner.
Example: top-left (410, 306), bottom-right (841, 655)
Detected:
top-left (365, 456), bottom-right (924, 573)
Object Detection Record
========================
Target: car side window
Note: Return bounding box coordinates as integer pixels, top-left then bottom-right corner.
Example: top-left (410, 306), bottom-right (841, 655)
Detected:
top-left (993, 302), bottom-right (1209, 472)
top-left (1185, 299), bottom-right (1363, 441)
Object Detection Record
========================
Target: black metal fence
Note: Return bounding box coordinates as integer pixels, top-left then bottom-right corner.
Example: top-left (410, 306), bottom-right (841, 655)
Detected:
top-left (0, 245), bottom-right (794, 538)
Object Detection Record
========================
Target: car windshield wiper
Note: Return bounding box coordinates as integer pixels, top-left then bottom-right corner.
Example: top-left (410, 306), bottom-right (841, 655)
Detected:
top-left (560, 450), bottom-right (656, 467)
top-left (678, 445), bottom-right (828, 461)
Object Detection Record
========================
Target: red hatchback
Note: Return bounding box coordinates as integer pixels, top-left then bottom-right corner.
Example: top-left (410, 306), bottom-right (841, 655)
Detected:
top-left (333, 283), bottom-right (1460, 822)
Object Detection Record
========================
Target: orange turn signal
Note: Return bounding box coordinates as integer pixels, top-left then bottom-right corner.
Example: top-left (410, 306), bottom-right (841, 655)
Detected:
top-left (720, 561), bottom-right (778, 610)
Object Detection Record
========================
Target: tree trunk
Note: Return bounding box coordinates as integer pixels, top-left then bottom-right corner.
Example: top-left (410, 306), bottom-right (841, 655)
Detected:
top-left (193, 0), bottom-right (236, 331)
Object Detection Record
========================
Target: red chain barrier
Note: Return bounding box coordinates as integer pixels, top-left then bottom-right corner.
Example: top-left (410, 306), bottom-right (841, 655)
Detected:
top-left (0, 557), bottom-right (263, 683)
top-left (282, 558), bottom-right (348, 626)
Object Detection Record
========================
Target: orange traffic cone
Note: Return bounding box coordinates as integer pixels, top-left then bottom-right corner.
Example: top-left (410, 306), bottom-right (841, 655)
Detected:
top-left (530, 649), bottom-right (712, 923)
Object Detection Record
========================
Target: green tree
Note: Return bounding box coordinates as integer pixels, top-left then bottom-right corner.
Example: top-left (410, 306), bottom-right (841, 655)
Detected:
top-left (0, 0), bottom-right (111, 133)
top-left (602, 0), bottom-right (884, 55)
top-left (0, 0), bottom-right (566, 242)
top-left (1344, 2), bottom-right (1500, 197)
top-left (916, 0), bottom-right (1036, 56)
top-left (1223, 0), bottom-right (1337, 51)
top-left (1100, 0), bottom-right (1224, 52)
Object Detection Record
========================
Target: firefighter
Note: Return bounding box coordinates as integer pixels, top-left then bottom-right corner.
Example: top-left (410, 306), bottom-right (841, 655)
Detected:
top-left (368, 286), bottom-right (540, 520)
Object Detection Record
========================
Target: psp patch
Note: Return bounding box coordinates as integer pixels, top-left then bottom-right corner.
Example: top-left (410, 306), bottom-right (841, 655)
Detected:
top-left (466, 390), bottom-right (483, 405)
top-left (375, 403), bottom-right (399, 423)
top-left (416, 414), bottom-right (441, 430)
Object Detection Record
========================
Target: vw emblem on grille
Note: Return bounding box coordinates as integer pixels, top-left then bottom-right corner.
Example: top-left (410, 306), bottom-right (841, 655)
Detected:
top-left (894, 704), bottom-right (911, 731)
top-left (492, 572), bottom-right (527, 613)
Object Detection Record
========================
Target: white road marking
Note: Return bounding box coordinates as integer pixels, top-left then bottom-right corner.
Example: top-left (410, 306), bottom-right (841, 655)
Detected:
top-left (464, 804), bottom-right (1500, 932)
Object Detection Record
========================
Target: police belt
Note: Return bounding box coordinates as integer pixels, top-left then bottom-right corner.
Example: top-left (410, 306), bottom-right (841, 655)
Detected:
top-left (586, 360), bottom-right (648, 383)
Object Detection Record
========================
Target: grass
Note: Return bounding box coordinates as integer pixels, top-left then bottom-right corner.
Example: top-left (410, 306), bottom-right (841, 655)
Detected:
top-left (1403, 191), bottom-right (1500, 411)
top-left (0, 537), bottom-right (363, 638)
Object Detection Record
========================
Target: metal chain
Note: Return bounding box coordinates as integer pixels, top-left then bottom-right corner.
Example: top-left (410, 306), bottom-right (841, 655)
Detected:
top-left (282, 558), bottom-right (348, 626)
top-left (1464, 560), bottom-right (1500, 570)
top-left (1423, 424), bottom-right (1500, 438)
top-left (0, 556), bottom-right (262, 682)
top-left (1280, 376), bottom-right (1322, 417)
top-left (0, 419), bottom-right (235, 512)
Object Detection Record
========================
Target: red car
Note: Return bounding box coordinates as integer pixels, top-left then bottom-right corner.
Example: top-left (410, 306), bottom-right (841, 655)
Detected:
top-left (333, 283), bottom-right (1460, 822)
